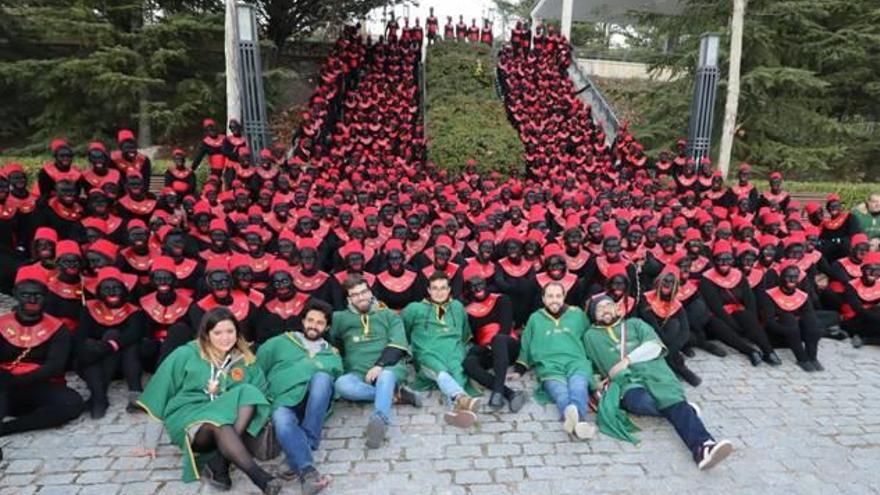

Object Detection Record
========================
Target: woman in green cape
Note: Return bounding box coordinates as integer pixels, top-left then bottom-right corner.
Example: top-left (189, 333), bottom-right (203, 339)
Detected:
top-left (135, 307), bottom-right (281, 494)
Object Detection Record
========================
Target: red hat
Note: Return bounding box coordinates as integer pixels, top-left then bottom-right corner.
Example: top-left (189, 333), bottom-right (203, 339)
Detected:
top-left (96, 266), bottom-right (136, 290)
top-left (738, 163), bottom-right (752, 173)
top-left (542, 243), bottom-right (564, 260)
top-left (684, 228), bottom-right (701, 243)
top-left (202, 118), bottom-right (216, 128)
top-left (805, 202), bottom-right (821, 215)
top-left (434, 235), bottom-right (454, 250)
top-left (116, 129), bottom-right (136, 144)
top-left (172, 148), bottom-right (186, 157)
top-left (384, 239), bottom-right (404, 253)
top-left (658, 227), bottom-right (675, 239)
top-left (339, 240), bottom-right (365, 259)
top-left (209, 218), bottom-right (228, 233)
top-left (462, 262), bottom-right (484, 282)
top-left (87, 239), bottom-right (119, 261)
top-left (82, 217), bottom-right (108, 234)
top-left (15, 264), bottom-right (50, 285)
top-left (852, 233), bottom-right (869, 246)
top-left (783, 232), bottom-right (806, 249)
top-left (712, 240), bottom-right (733, 256)
top-left (826, 193), bottom-right (841, 203)
top-left (777, 258), bottom-right (800, 275)
top-left (88, 142), bottom-right (107, 153)
top-left (34, 227), bottom-right (58, 243)
top-left (205, 257), bottom-right (229, 274)
top-left (769, 171), bottom-right (782, 180)
top-left (127, 219), bottom-right (148, 231)
top-left (864, 252), bottom-right (880, 267)
top-left (151, 256), bottom-right (177, 275)
top-left (56, 240), bottom-right (81, 258)
top-left (659, 265), bottom-right (680, 279)
top-left (229, 253), bottom-right (250, 271)
top-left (297, 237), bottom-right (319, 251)
top-left (734, 242), bottom-right (758, 256)
top-left (606, 263), bottom-right (629, 280)
top-left (601, 223), bottom-right (621, 240)
top-left (50, 138), bottom-right (69, 153)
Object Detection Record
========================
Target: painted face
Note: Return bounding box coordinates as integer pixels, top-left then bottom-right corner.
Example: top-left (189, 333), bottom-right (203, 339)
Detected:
top-left (604, 237), bottom-right (622, 259)
top-left (477, 241), bottom-right (494, 262)
top-left (9, 171), bottom-right (27, 192)
top-left (658, 273), bottom-right (676, 296)
top-left (346, 252), bottom-right (365, 272)
top-left (853, 243), bottom-right (869, 262)
top-left (85, 252), bottom-right (112, 273)
top-left (302, 309), bottom-right (328, 340)
top-left (827, 201), bottom-right (842, 217)
top-left (56, 181), bottom-right (78, 206)
top-left (271, 271), bottom-right (293, 298)
top-left (787, 244), bottom-right (805, 260)
top-left (738, 251), bottom-right (757, 269)
top-left (121, 141), bottom-right (138, 161)
top-left (761, 245), bottom-right (776, 264)
top-left (208, 319), bottom-right (237, 353)
top-left (163, 233), bottom-right (185, 258)
top-left (467, 277), bottom-right (487, 301)
top-left (55, 147), bottom-right (73, 168)
top-left (15, 280), bottom-right (46, 316)
top-left (714, 252), bottom-right (734, 274)
top-left (545, 255), bottom-right (566, 279)
top-left (232, 266), bottom-right (254, 290)
top-left (387, 250), bottom-right (404, 270)
top-left (57, 254), bottom-right (81, 277)
top-left (97, 279), bottom-right (126, 308)
top-left (347, 282), bottom-right (373, 313)
top-left (297, 217), bottom-right (313, 235)
top-left (607, 275), bottom-right (627, 298)
top-left (687, 240), bottom-right (702, 255)
top-left (127, 176), bottom-right (144, 195)
top-left (434, 246), bottom-right (451, 267)
top-left (542, 284), bottom-right (565, 314)
top-left (863, 264), bottom-right (880, 284)
top-left (277, 240), bottom-right (296, 261)
top-left (33, 239), bottom-right (56, 263)
top-left (781, 267), bottom-right (800, 290)
top-left (210, 230), bottom-right (227, 249)
top-left (128, 228), bottom-right (149, 249)
top-left (207, 270), bottom-right (232, 298)
top-left (151, 269), bottom-right (175, 294)
top-left (245, 233), bottom-right (263, 255)
top-left (299, 248), bottom-right (317, 271)
top-left (506, 240), bottom-right (522, 261)
top-left (564, 229), bottom-right (583, 250)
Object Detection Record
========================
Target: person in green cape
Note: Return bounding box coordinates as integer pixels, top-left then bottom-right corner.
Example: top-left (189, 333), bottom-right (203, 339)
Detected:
top-left (583, 295), bottom-right (733, 470)
top-left (512, 282), bottom-right (597, 440)
top-left (257, 299), bottom-right (340, 494)
top-left (330, 274), bottom-right (422, 449)
top-left (401, 271), bottom-right (480, 428)
top-left (134, 307), bottom-right (281, 494)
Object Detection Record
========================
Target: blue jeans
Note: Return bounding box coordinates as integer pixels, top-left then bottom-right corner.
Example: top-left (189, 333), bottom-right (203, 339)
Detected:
top-left (435, 371), bottom-right (465, 403)
top-left (272, 372), bottom-right (334, 472)
top-left (334, 369), bottom-right (396, 424)
top-left (621, 387), bottom-right (713, 457)
top-left (542, 373), bottom-right (589, 420)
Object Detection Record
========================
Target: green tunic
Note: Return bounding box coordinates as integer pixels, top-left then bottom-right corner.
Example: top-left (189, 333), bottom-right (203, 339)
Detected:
top-left (583, 317), bottom-right (686, 443)
top-left (517, 307), bottom-right (593, 383)
top-left (329, 303), bottom-right (410, 382)
top-left (136, 341), bottom-right (270, 482)
top-left (401, 299), bottom-right (470, 388)
top-left (256, 332), bottom-right (344, 411)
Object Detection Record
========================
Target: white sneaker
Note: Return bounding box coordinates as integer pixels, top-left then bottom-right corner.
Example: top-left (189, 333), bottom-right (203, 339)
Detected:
top-left (573, 421), bottom-right (597, 440)
top-left (697, 439), bottom-right (733, 470)
top-left (563, 404), bottom-right (578, 435)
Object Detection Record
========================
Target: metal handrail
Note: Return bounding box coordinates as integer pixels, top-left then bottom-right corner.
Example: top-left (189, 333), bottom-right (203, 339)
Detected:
top-left (567, 51), bottom-right (620, 142)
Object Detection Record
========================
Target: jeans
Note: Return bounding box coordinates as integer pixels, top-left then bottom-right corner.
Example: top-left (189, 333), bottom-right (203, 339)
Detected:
top-left (542, 373), bottom-right (589, 420)
top-left (435, 371), bottom-right (465, 403)
top-left (273, 372), bottom-right (334, 472)
top-left (621, 387), bottom-right (712, 456)
top-left (334, 369), bottom-right (397, 424)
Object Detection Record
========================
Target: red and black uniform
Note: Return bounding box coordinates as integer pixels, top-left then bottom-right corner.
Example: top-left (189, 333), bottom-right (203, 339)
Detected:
top-left (639, 287), bottom-right (697, 382)
top-left (139, 290), bottom-right (193, 369)
top-left (372, 268), bottom-right (427, 311)
top-left (256, 292), bottom-right (310, 344)
top-left (188, 289), bottom-right (259, 343)
top-left (192, 132), bottom-right (234, 176)
top-left (462, 292), bottom-right (520, 399)
top-left (699, 266), bottom-right (774, 358)
top-left (759, 286), bottom-right (821, 365)
top-left (494, 256), bottom-right (539, 328)
top-left (840, 275), bottom-right (880, 344)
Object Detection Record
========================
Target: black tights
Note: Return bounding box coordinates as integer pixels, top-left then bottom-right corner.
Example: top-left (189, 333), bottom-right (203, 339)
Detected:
top-left (0, 381), bottom-right (84, 436)
top-left (463, 334), bottom-right (520, 396)
top-left (191, 405), bottom-right (272, 490)
top-left (766, 312), bottom-right (821, 362)
top-left (80, 343), bottom-right (142, 405)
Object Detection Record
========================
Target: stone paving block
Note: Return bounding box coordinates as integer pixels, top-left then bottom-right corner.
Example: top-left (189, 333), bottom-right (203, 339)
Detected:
top-left (35, 487), bottom-right (79, 495)
top-left (453, 469), bottom-right (492, 484)
top-left (35, 473), bottom-right (77, 485)
top-left (77, 484), bottom-right (120, 495)
top-left (75, 470), bottom-right (116, 484)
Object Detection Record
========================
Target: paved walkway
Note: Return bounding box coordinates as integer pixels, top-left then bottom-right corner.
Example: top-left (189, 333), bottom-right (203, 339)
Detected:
top-left (1, 293), bottom-right (879, 495)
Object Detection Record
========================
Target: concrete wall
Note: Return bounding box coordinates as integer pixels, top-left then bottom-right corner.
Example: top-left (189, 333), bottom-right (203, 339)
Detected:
top-left (576, 58), bottom-right (680, 82)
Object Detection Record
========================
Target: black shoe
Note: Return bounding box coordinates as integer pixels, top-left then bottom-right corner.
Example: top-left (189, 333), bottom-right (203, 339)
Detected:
top-left (89, 398), bottom-right (109, 420)
top-left (507, 390), bottom-right (526, 413)
top-left (696, 440), bottom-right (733, 470)
top-left (852, 335), bottom-right (864, 348)
top-left (203, 456), bottom-right (232, 491)
top-left (682, 346), bottom-right (696, 358)
top-left (488, 392), bottom-right (505, 411)
top-left (702, 342), bottom-right (728, 357)
top-left (677, 365), bottom-right (702, 387)
top-left (811, 359), bottom-right (824, 372)
top-left (796, 360), bottom-right (816, 372)
top-left (823, 326), bottom-right (848, 340)
top-left (747, 351), bottom-right (763, 366)
top-left (764, 351), bottom-right (782, 366)
top-left (396, 385), bottom-right (423, 408)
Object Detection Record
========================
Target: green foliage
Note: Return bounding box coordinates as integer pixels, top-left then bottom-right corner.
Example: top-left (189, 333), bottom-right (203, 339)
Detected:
top-left (425, 41), bottom-right (523, 176)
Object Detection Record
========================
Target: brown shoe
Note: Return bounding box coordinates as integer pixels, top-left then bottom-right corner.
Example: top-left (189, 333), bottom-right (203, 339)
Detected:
top-left (454, 394), bottom-right (480, 413)
top-left (443, 410), bottom-right (477, 428)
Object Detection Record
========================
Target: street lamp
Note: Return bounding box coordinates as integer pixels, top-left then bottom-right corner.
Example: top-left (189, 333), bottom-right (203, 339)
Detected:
top-left (234, 2), bottom-right (271, 154)
top-left (687, 32), bottom-right (721, 168)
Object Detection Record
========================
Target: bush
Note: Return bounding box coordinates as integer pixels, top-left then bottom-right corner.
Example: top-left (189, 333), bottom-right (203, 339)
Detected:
top-left (425, 41), bottom-right (523, 176)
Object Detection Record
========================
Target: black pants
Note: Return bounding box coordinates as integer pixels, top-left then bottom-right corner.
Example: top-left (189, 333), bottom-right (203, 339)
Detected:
top-left (688, 298), bottom-right (758, 355)
top-left (841, 310), bottom-right (880, 344)
top-left (0, 381), bottom-right (84, 436)
top-left (78, 343), bottom-right (142, 405)
top-left (765, 312), bottom-right (821, 362)
top-left (462, 334), bottom-right (520, 395)
top-left (708, 310), bottom-right (772, 355)
top-left (621, 387), bottom-right (712, 460)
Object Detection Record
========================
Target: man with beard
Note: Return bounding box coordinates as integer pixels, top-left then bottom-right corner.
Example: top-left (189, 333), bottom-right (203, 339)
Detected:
top-left (584, 296), bottom-right (733, 470)
top-left (514, 282), bottom-right (596, 441)
top-left (258, 300), bottom-right (340, 494)
top-left (0, 265), bottom-right (84, 441)
top-left (402, 272), bottom-right (480, 428)
top-left (77, 267), bottom-right (145, 418)
top-left (330, 275), bottom-right (421, 449)
top-left (461, 264), bottom-right (525, 412)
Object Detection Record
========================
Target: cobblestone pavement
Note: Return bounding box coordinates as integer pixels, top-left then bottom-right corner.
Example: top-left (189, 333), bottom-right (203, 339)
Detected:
top-left (1, 293), bottom-right (879, 495)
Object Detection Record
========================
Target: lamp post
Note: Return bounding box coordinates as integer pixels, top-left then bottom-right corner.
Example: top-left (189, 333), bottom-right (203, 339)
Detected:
top-left (687, 32), bottom-right (721, 168)
top-left (232, 2), bottom-right (271, 153)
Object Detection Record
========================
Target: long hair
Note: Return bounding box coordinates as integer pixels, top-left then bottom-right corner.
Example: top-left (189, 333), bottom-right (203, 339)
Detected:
top-left (195, 307), bottom-right (255, 365)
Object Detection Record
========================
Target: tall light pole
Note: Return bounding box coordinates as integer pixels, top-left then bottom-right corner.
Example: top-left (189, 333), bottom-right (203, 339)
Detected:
top-left (235, 2), bottom-right (271, 153)
top-left (687, 33), bottom-right (721, 167)
top-left (718, 0), bottom-right (747, 179)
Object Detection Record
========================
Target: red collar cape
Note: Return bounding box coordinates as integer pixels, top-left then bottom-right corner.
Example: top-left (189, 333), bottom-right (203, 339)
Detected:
top-left (291, 268), bottom-right (329, 293)
top-left (762, 190), bottom-right (789, 203)
top-left (248, 253), bottom-right (275, 274)
top-left (42, 162), bottom-right (82, 183)
top-left (703, 267), bottom-right (743, 289)
top-left (676, 279), bottom-right (699, 302)
top-left (335, 270), bottom-right (376, 287)
top-left (497, 257), bottom-right (533, 278)
top-left (265, 292), bottom-right (310, 319)
top-left (730, 183), bottom-right (754, 197)
top-left (111, 150), bottom-right (146, 174)
top-left (765, 287), bottom-right (808, 312)
top-left (837, 257), bottom-right (862, 279)
top-left (823, 212), bottom-right (850, 231)
top-left (466, 293), bottom-right (500, 318)
top-left (82, 167), bottom-right (120, 188)
top-left (167, 166), bottom-right (192, 180)
top-left (47, 274), bottom-right (83, 301)
top-left (585, 241), bottom-right (604, 256)
top-left (376, 269), bottom-right (418, 293)
top-left (850, 279), bottom-right (880, 304)
top-left (746, 265), bottom-right (766, 289)
top-left (655, 160), bottom-right (672, 172)
top-left (690, 255), bottom-right (710, 273)
top-left (466, 260), bottom-right (496, 280)
top-left (139, 292), bottom-right (193, 325)
top-left (677, 174), bottom-right (697, 187)
top-left (596, 256), bottom-right (629, 280)
top-left (6, 193), bottom-right (38, 214)
top-left (172, 258), bottom-right (198, 279)
top-left (536, 272), bottom-right (577, 294)
top-left (421, 261), bottom-right (459, 281)
top-left (698, 176), bottom-right (713, 187)
top-left (256, 167), bottom-right (278, 181)
top-left (199, 248), bottom-right (229, 263)
top-left (704, 189), bottom-right (726, 200)
top-left (121, 246), bottom-right (157, 271)
top-left (48, 197), bottom-right (83, 221)
top-left (645, 290), bottom-right (683, 319)
top-left (564, 248), bottom-right (591, 271)
top-left (118, 195), bottom-right (157, 216)
top-left (405, 235), bottom-right (429, 261)
top-left (197, 290), bottom-right (250, 321)
top-left (0, 200), bottom-right (15, 220)
top-left (86, 300), bottom-right (139, 326)
top-left (0, 312), bottom-right (64, 348)
top-left (231, 162), bottom-right (256, 178)
top-left (203, 135), bottom-right (227, 148)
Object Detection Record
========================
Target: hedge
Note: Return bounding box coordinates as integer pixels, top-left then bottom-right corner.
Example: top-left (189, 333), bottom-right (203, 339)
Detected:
top-left (425, 41), bottom-right (523, 176)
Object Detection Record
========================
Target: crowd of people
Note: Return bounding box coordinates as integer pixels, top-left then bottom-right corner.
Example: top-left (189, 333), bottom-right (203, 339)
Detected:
top-left (1, 15), bottom-right (880, 495)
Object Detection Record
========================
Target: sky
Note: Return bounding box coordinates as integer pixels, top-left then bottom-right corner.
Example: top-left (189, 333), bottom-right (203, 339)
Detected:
top-left (364, 1), bottom-right (515, 40)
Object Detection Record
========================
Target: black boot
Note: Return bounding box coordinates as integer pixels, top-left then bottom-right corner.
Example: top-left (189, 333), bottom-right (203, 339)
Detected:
top-left (700, 341), bottom-right (728, 357)
top-left (747, 351), bottom-right (763, 366)
top-left (764, 351), bottom-right (782, 366)
top-left (488, 392), bottom-right (505, 411)
top-left (203, 455), bottom-right (232, 491)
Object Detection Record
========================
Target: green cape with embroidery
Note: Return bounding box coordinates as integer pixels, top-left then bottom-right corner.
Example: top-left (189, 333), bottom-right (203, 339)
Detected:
top-left (329, 302), bottom-right (410, 382)
top-left (256, 332), bottom-right (344, 411)
top-left (401, 298), bottom-right (473, 392)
